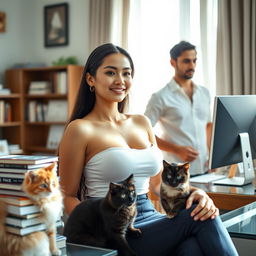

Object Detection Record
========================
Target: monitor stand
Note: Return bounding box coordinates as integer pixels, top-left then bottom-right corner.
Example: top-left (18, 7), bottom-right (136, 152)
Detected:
top-left (214, 132), bottom-right (255, 186)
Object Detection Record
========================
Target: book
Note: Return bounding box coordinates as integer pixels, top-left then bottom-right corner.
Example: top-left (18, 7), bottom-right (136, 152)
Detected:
top-left (0, 139), bottom-right (9, 156)
top-left (0, 162), bottom-right (56, 170)
top-left (29, 81), bottom-right (51, 95)
top-left (0, 88), bottom-right (11, 95)
top-left (10, 212), bottom-right (40, 219)
top-left (5, 215), bottom-right (43, 228)
top-left (0, 189), bottom-right (27, 197)
top-left (46, 125), bottom-right (65, 149)
top-left (5, 215), bottom-right (61, 228)
top-left (0, 177), bottom-right (23, 184)
top-left (6, 220), bottom-right (63, 236)
top-left (4, 102), bottom-right (12, 122)
top-left (0, 195), bottom-right (32, 206)
top-left (0, 183), bottom-right (22, 190)
top-left (8, 144), bottom-right (23, 155)
top-left (7, 204), bottom-right (40, 216)
top-left (0, 173), bottom-right (24, 179)
top-left (45, 100), bottom-right (67, 122)
top-left (0, 155), bottom-right (58, 165)
top-left (58, 72), bottom-right (67, 94)
top-left (0, 173), bottom-right (25, 185)
top-left (56, 234), bottom-right (67, 249)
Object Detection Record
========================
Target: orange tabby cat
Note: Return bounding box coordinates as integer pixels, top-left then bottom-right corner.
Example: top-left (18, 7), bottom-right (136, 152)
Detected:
top-left (0, 200), bottom-right (50, 256)
top-left (22, 162), bottom-right (63, 255)
top-left (0, 162), bottom-right (63, 256)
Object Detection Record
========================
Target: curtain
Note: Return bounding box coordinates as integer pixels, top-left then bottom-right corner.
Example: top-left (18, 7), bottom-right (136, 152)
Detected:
top-left (200, 0), bottom-right (218, 98)
top-left (216, 0), bottom-right (256, 95)
top-left (88, 0), bottom-right (130, 51)
top-left (89, 0), bottom-right (112, 51)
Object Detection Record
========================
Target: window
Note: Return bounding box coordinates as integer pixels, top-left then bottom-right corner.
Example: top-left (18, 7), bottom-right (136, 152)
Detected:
top-left (127, 0), bottom-right (218, 113)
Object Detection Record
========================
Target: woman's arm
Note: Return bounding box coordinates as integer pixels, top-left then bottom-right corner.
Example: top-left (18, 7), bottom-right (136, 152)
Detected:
top-left (186, 186), bottom-right (219, 221)
top-left (58, 120), bottom-right (88, 215)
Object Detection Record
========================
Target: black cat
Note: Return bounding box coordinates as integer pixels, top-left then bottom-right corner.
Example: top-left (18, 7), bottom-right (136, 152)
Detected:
top-left (160, 160), bottom-right (191, 218)
top-left (64, 174), bottom-right (141, 256)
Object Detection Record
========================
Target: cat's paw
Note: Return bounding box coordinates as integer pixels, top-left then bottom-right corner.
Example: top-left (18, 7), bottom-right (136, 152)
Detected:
top-left (51, 248), bottom-right (61, 256)
top-left (167, 213), bottom-right (176, 219)
top-left (128, 227), bottom-right (142, 237)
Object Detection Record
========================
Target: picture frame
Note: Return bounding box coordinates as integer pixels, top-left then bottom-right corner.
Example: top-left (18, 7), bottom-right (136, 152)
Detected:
top-left (44, 3), bottom-right (69, 47)
top-left (0, 12), bottom-right (6, 33)
top-left (0, 140), bottom-right (9, 156)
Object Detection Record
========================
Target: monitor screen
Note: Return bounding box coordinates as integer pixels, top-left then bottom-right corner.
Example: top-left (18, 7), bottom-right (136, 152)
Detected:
top-left (209, 95), bottom-right (256, 170)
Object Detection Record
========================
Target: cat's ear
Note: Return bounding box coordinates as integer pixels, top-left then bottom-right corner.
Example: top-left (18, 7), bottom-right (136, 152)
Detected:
top-left (109, 182), bottom-right (120, 193)
top-left (126, 174), bottom-right (134, 184)
top-left (109, 182), bottom-right (115, 191)
top-left (183, 162), bottom-right (190, 173)
top-left (163, 160), bottom-right (170, 168)
top-left (45, 162), bottom-right (56, 172)
top-left (26, 170), bottom-right (38, 184)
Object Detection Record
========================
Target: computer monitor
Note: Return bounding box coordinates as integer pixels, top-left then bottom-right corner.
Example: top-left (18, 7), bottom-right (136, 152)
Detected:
top-left (209, 95), bottom-right (256, 186)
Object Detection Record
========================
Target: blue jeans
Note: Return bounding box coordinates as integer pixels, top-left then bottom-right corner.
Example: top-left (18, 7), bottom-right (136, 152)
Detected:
top-left (127, 194), bottom-right (238, 256)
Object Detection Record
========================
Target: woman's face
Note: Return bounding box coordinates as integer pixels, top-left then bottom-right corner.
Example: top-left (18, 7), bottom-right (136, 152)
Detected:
top-left (88, 53), bottom-right (133, 103)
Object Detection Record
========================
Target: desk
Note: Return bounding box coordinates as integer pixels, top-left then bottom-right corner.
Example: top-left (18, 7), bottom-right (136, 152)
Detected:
top-left (191, 180), bottom-right (256, 211)
top-left (148, 178), bottom-right (256, 212)
top-left (64, 243), bottom-right (117, 256)
top-left (220, 202), bottom-right (256, 256)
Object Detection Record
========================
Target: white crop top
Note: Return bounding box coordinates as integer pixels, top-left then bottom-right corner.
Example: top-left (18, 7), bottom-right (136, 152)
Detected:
top-left (84, 145), bottom-right (163, 197)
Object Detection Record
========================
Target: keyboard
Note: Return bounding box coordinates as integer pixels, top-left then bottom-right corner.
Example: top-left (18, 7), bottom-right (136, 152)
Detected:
top-left (213, 177), bottom-right (251, 186)
top-left (190, 173), bottom-right (226, 183)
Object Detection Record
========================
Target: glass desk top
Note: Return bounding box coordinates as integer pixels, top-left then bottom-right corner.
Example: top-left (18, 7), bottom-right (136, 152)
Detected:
top-left (65, 243), bottom-right (118, 256)
top-left (190, 171), bottom-right (256, 196)
top-left (220, 202), bottom-right (256, 239)
top-left (191, 181), bottom-right (256, 195)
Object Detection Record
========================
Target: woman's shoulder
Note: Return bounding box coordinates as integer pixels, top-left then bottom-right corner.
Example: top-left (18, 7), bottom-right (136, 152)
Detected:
top-left (65, 119), bottom-right (95, 136)
top-left (126, 114), bottom-right (152, 127)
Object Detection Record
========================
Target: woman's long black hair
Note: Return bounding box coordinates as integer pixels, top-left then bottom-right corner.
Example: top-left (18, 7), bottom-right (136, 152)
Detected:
top-left (69, 43), bottom-right (135, 200)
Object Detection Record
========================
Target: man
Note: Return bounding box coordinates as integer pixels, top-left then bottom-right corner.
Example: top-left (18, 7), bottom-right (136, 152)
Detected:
top-left (144, 41), bottom-right (212, 176)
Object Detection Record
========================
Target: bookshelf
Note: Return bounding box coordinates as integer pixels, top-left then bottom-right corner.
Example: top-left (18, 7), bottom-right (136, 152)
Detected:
top-left (2, 65), bottom-right (84, 154)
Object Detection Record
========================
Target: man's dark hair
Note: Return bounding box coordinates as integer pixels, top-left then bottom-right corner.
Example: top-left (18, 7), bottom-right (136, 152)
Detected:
top-left (170, 41), bottom-right (196, 60)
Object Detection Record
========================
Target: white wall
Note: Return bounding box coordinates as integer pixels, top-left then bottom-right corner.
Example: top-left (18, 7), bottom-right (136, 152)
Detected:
top-left (0, 0), bottom-right (90, 84)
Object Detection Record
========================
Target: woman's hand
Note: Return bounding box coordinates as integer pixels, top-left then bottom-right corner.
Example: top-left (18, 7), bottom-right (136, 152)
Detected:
top-left (186, 188), bottom-right (219, 221)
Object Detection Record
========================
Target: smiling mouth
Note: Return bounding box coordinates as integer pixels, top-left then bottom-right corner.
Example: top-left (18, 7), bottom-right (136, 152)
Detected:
top-left (110, 88), bottom-right (126, 94)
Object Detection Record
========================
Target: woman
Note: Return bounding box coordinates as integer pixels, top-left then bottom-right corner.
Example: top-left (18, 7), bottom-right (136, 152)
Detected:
top-left (58, 43), bottom-right (238, 255)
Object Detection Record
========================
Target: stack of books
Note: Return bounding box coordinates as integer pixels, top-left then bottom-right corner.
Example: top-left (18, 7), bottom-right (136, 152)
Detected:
top-left (0, 154), bottom-right (66, 251)
top-left (28, 81), bottom-right (52, 95)
top-left (0, 84), bottom-right (11, 95)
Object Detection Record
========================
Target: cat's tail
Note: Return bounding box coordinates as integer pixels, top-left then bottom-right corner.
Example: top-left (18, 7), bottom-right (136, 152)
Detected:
top-left (0, 199), bottom-right (7, 236)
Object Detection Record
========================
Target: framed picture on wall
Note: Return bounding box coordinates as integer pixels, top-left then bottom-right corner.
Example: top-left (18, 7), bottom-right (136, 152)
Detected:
top-left (0, 12), bottom-right (6, 33)
top-left (44, 3), bottom-right (69, 47)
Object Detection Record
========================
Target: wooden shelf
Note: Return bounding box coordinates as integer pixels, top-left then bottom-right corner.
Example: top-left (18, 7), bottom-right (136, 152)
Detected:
top-left (0, 94), bottom-right (21, 98)
top-left (22, 65), bottom-right (71, 72)
top-left (26, 122), bottom-right (66, 126)
top-left (25, 94), bottom-right (67, 99)
top-left (0, 122), bottom-right (21, 127)
top-left (25, 146), bottom-right (57, 154)
top-left (3, 65), bottom-right (83, 154)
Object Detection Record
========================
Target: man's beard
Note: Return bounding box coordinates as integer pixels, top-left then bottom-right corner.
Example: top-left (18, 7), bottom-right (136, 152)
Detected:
top-left (182, 69), bottom-right (194, 79)
top-left (182, 74), bottom-right (193, 79)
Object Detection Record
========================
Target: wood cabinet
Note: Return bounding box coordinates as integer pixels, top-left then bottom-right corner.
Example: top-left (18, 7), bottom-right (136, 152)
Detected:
top-left (2, 65), bottom-right (84, 154)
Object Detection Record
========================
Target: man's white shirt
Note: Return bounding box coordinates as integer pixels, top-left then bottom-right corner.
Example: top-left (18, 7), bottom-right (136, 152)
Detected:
top-left (144, 78), bottom-right (211, 175)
